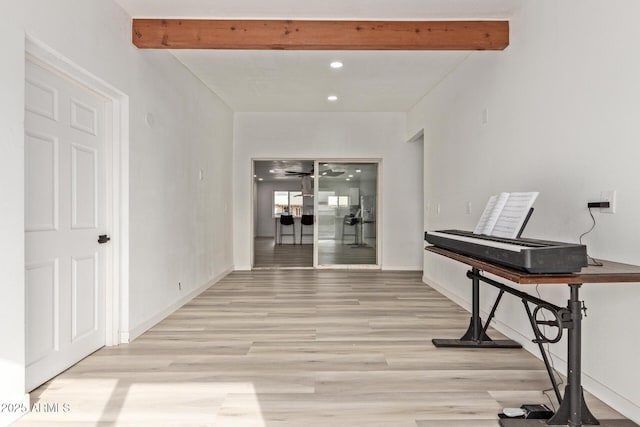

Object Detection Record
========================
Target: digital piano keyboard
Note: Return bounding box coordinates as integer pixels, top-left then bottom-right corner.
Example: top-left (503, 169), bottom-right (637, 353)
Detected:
top-left (424, 230), bottom-right (588, 273)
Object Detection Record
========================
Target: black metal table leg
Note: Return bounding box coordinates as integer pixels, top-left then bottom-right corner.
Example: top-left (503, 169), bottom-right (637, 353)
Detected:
top-left (433, 268), bottom-right (521, 349)
top-left (547, 284), bottom-right (599, 426)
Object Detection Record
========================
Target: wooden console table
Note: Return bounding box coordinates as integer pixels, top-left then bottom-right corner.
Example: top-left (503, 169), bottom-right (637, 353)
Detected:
top-left (426, 246), bottom-right (640, 427)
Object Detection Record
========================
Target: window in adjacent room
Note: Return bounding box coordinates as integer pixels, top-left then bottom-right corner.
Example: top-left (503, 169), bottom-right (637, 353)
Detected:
top-left (273, 191), bottom-right (303, 216)
top-left (327, 195), bottom-right (350, 208)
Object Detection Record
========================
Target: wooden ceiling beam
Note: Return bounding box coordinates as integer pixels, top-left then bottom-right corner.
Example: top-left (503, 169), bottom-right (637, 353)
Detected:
top-left (132, 19), bottom-right (509, 50)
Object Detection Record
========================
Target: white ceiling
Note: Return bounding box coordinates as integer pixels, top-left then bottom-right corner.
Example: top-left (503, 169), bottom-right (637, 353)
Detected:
top-left (170, 50), bottom-right (471, 112)
top-left (115, 0), bottom-right (521, 112)
top-left (114, 0), bottom-right (520, 20)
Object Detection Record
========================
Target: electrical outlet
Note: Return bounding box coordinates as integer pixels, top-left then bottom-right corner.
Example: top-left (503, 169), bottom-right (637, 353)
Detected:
top-left (600, 190), bottom-right (616, 214)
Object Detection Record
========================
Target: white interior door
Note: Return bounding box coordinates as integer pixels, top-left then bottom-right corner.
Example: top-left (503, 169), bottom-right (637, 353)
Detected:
top-left (25, 57), bottom-right (108, 391)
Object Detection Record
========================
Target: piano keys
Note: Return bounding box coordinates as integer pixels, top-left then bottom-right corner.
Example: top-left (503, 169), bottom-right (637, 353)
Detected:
top-left (424, 230), bottom-right (588, 274)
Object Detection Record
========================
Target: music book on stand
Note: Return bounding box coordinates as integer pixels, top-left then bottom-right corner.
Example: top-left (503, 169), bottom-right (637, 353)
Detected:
top-left (473, 192), bottom-right (539, 239)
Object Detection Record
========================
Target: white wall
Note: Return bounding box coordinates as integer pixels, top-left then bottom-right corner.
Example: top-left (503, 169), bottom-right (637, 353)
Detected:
top-left (0, 0), bottom-right (233, 416)
top-left (0, 18), bottom-right (29, 426)
top-left (234, 113), bottom-right (423, 270)
top-left (409, 0), bottom-right (640, 422)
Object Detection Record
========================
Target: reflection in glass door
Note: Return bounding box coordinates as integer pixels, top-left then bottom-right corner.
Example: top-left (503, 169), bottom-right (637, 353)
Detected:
top-left (316, 162), bottom-right (378, 266)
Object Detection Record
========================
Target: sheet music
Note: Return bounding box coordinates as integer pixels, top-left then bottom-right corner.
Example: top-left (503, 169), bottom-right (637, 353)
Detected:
top-left (490, 192), bottom-right (539, 238)
top-left (473, 193), bottom-right (509, 235)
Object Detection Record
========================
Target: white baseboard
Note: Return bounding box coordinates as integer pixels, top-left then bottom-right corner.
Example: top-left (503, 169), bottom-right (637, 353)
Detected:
top-left (382, 265), bottom-right (422, 271)
top-left (0, 393), bottom-right (30, 427)
top-left (234, 265), bottom-right (252, 271)
top-left (422, 273), bottom-right (640, 424)
top-left (582, 378), bottom-right (640, 424)
top-left (128, 267), bottom-right (233, 341)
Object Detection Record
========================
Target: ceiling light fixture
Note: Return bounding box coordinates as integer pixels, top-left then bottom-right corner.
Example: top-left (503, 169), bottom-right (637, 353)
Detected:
top-left (348, 174), bottom-right (354, 178)
top-left (327, 95), bottom-right (338, 102)
top-left (323, 163), bottom-right (329, 166)
top-left (346, 178), bottom-right (351, 181)
top-left (258, 178), bottom-right (263, 181)
top-left (355, 169), bottom-right (361, 173)
top-left (322, 172), bottom-right (327, 176)
top-left (269, 169), bottom-right (275, 173)
top-left (330, 61), bottom-right (343, 69)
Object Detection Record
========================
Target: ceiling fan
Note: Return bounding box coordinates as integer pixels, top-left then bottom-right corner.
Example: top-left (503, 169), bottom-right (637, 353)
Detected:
top-left (284, 167), bottom-right (312, 176)
top-left (284, 166), bottom-right (344, 177)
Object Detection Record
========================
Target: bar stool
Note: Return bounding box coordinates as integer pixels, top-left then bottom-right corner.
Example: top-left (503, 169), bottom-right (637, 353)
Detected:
top-left (279, 215), bottom-right (295, 245)
top-left (342, 215), bottom-right (360, 245)
top-left (300, 214), bottom-right (314, 244)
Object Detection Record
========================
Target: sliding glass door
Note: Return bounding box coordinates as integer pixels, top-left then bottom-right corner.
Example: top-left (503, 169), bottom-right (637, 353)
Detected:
top-left (315, 161), bottom-right (378, 267)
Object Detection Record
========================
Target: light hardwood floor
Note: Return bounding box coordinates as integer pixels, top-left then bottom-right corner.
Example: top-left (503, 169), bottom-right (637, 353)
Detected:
top-left (14, 270), bottom-right (630, 426)
top-left (253, 237), bottom-right (313, 268)
top-left (316, 240), bottom-right (376, 266)
top-left (253, 237), bottom-right (376, 268)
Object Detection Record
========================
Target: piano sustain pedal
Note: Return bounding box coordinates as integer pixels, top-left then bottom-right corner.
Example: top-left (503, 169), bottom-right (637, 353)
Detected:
top-left (498, 404), bottom-right (553, 420)
top-left (520, 404), bottom-right (554, 419)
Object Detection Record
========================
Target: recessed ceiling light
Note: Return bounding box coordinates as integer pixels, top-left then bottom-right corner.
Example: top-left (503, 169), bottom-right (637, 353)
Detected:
top-left (310, 175), bottom-right (315, 178)
top-left (269, 169), bottom-right (275, 173)
top-left (253, 174), bottom-right (257, 178)
top-left (346, 178), bottom-right (351, 181)
top-left (355, 169), bottom-right (361, 173)
top-left (330, 61), bottom-right (343, 69)
top-left (348, 174), bottom-right (354, 178)
top-left (327, 95), bottom-right (338, 102)
top-left (323, 163), bottom-right (329, 166)
top-left (322, 172), bottom-right (327, 176)
top-left (258, 178), bottom-right (263, 181)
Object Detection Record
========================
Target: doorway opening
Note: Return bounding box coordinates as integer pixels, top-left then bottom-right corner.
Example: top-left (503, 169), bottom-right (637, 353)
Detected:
top-left (251, 159), bottom-right (380, 269)
top-left (252, 160), bottom-right (314, 269)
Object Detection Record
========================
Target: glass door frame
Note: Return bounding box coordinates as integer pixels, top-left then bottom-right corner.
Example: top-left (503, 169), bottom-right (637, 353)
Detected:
top-left (313, 159), bottom-right (382, 269)
top-left (250, 157), bottom-right (316, 270)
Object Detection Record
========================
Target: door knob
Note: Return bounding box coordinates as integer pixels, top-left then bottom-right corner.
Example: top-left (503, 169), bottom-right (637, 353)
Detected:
top-left (98, 234), bottom-right (111, 244)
